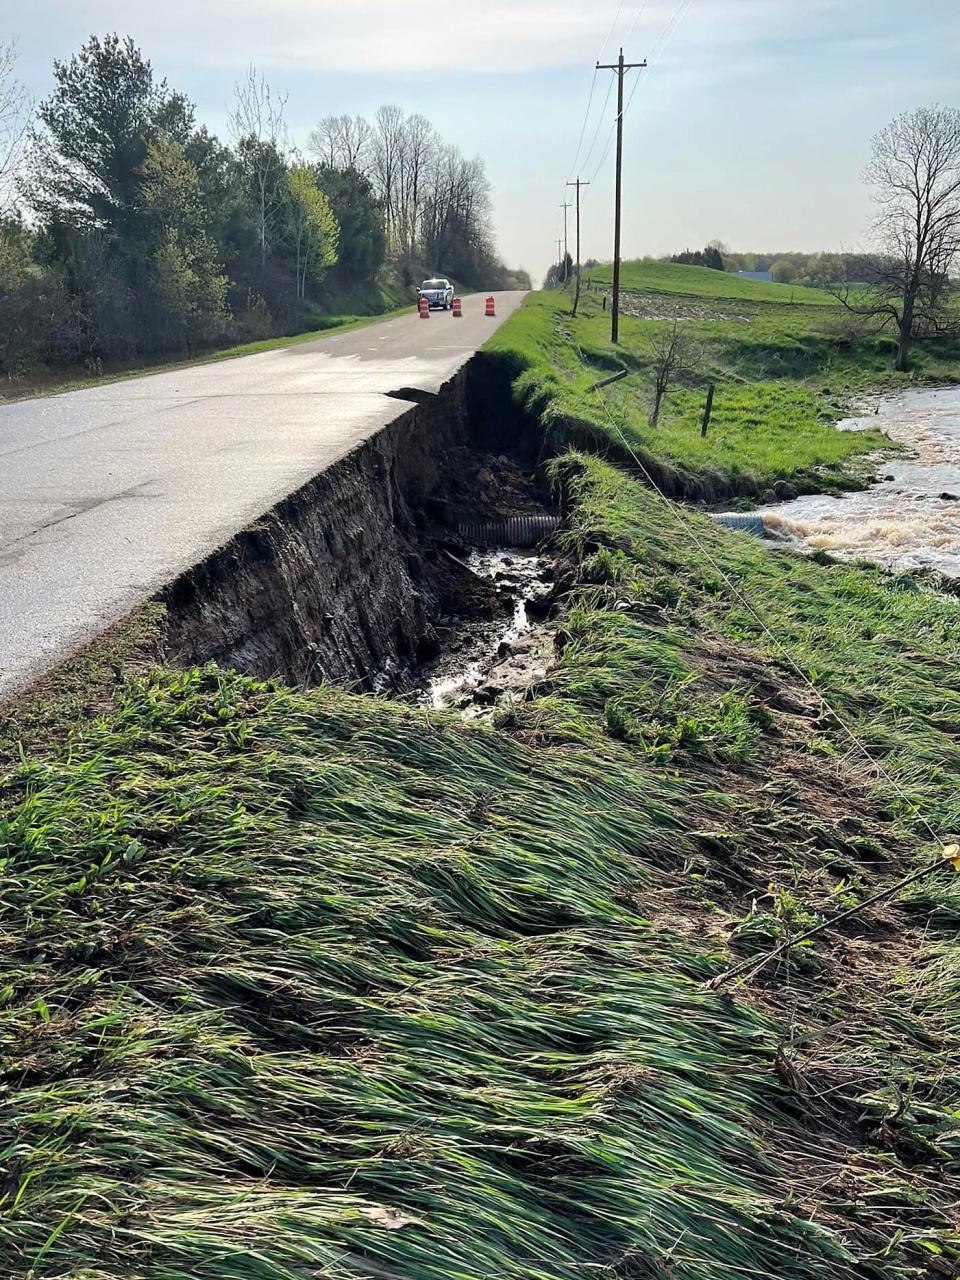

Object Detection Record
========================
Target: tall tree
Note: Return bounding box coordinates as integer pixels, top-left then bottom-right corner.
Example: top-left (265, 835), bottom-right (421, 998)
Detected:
top-left (395, 113), bottom-right (435, 268)
top-left (308, 114), bottom-right (371, 174)
top-left (828, 106), bottom-right (960, 371)
top-left (372, 104), bottom-right (404, 250)
top-left (139, 135), bottom-right (228, 346)
top-left (285, 163), bottom-right (338, 299)
top-left (229, 65), bottom-right (288, 262)
top-left (28, 35), bottom-right (168, 239)
top-left (315, 165), bottom-right (385, 282)
top-left (0, 40), bottom-right (30, 218)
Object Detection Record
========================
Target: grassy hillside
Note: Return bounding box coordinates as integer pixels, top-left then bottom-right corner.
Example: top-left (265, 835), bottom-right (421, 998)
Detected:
top-left (587, 258), bottom-right (838, 305)
top-left (488, 265), bottom-right (960, 498)
top-left (2, 267), bottom-right (960, 1279)
top-left (485, 293), bottom-right (885, 498)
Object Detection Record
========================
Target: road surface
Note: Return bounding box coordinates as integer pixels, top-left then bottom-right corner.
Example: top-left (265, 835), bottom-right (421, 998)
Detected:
top-left (0, 291), bottom-right (526, 701)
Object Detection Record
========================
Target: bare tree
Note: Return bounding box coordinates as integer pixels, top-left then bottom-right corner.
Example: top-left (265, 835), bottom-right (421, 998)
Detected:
top-left (371, 104), bottom-right (405, 250)
top-left (827, 106), bottom-right (960, 371)
top-left (395, 113), bottom-right (435, 268)
top-left (308, 113), bottom-right (371, 174)
top-left (648, 322), bottom-right (700, 426)
top-left (0, 40), bottom-right (31, 218)
top-left (229, 65), bottom-right (288, 261)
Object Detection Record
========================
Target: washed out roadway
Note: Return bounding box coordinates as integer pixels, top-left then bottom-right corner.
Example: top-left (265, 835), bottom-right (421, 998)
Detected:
top-left (0, 291), bottom-right (526, 701)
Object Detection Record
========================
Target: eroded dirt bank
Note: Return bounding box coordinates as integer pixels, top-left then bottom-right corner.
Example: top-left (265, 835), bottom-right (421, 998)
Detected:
top-left (161, 360), bottom-right (560, 696)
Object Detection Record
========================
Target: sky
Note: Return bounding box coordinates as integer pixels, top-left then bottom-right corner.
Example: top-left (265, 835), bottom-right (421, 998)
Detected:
top-left (3, 0), bottom-right (956, 282)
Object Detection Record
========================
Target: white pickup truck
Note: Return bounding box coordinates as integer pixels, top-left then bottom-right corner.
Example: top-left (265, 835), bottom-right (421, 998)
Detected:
top-left (417, 277), bottom-right (454, 310)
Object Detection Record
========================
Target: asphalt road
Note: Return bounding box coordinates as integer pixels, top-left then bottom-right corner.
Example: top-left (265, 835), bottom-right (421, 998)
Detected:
top-left (0, 290), bottom-right (526, 701)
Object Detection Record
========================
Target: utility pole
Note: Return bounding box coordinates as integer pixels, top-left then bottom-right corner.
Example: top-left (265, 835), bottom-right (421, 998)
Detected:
top-left (596, 48), bottom-right (646, 343)
top-left (557, 237), bottom-right (562, 270)
top-left (559, 201), bottom-right (572, 281)
top-left (566, 177), bottom-right (589, 315)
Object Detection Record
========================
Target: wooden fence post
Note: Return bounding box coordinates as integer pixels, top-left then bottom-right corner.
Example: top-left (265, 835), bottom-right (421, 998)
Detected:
top-left (700, 383), bottom-right (716, 438)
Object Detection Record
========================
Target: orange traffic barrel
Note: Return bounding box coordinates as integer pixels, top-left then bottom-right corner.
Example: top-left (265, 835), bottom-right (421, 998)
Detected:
top-left (418, 296), bottom-right (430, 318)
top-left (452, 296), bottom-right (463, 316)
top-left (485, 295), bottom-right (496, 317)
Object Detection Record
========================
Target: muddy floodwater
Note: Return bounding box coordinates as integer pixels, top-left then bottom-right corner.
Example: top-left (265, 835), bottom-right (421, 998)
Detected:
top-left (751, 386), bottom-right (960, 579)
top-left (415, 548), bottom-right (554, 715)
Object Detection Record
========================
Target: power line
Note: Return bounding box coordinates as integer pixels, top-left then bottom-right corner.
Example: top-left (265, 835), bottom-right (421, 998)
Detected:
top-left (566, 68), bottom-right (600, 182)
top-left (564, 2), bottom-right (629, 187)
top-left (649, 0), bottom-right (696, 59)
top-left (560, 201), bottom-right (572, 277)
top-left (578, 74), bottom-right (616, 179)
top-left (621, 0), bottom-right (653, 44)
top-left (584, 0), bottom-right (697, 187)
top-left (567, 177), bottom-right (590, 313)
top-left (599, 0), bottom-right (629, 57)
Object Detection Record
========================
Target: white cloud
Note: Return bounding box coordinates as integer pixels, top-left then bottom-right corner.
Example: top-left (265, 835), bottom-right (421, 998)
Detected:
top-left (24, 0), bottom-right (836, 76)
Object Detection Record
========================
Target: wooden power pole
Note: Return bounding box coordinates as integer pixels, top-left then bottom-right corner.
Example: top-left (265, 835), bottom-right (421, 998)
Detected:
top-left (559, 201), bottom-right (572, 280)
top-left (596, 48), bottom-right (646, 343)
top-left (566, 177), bottom-right (589, 315)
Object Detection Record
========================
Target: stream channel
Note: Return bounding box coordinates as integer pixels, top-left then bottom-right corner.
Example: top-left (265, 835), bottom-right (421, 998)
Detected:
top-left (728, 386), bottom-right (960, 581)
top-left (411, 547), bottom-right (556, 716)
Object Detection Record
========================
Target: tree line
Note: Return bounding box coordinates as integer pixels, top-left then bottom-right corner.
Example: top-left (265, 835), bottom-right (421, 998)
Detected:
top-left (0, 35), bottom-right (528, 378)
top-left (670, 243), bottom-right (724, 271)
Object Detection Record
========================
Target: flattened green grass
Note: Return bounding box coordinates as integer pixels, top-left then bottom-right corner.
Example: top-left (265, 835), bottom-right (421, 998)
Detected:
top-left (3, 454), bottom-right (960, 1277)
top-left (0, 671), bottom-right (854, 1279)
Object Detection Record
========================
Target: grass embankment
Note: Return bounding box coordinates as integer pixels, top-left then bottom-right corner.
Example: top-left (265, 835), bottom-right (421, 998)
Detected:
top-left (589, 259), bottom-right (839, 305)
top-left (2, 265), bottom-right (960, 1278)
top-left (488, 262), bottom-right (960, 498)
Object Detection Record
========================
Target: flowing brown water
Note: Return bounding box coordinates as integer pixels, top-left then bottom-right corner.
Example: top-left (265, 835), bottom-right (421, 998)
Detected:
top-left (415, 548), bottom-right (554, 714)
top-left (745, 387), bottom-right (960, 578)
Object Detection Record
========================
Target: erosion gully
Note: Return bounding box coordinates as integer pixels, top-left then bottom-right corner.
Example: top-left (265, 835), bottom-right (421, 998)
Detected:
top-left (160, 356), bottom-right (563, 713)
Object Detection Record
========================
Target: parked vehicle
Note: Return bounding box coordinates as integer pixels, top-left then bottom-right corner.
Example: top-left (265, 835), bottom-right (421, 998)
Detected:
top-left (417, 278), bottom-right (454, 310)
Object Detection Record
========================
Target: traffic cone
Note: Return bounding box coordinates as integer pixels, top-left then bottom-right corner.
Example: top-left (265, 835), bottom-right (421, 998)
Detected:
top-left (485, 295), bottom-right (496, 317)
top-left (452, 297), bottom-right (463, 317)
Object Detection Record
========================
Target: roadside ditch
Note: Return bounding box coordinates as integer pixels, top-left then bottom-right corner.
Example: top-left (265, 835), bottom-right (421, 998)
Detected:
top-left (160, 356), bottom-right (565, 713)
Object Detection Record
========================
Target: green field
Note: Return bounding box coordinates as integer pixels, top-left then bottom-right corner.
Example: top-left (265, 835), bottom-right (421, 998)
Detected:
top-left (2, 262), bottom-right (960, 1279)
top-left (487, 262), bottom-right (960, 497)
top-left (587, 258), bottom-right (838, 305)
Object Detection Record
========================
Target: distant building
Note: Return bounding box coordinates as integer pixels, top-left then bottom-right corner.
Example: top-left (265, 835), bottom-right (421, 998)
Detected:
top-left (735, 270), bottom-right (774, 283)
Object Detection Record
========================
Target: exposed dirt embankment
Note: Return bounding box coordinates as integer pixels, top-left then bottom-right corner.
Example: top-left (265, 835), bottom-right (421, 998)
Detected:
top-left (161, 362), bottom-right (552, 690)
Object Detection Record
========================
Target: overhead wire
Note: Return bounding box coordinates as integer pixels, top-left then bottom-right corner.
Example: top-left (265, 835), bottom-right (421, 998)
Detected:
top-left (599, 0), bottom-right (629, 57)
top-left (584, 0), bottom-right (697, 188)
top-left (566, 68), bottom-right (600, 183)
top-left (620, 0), bottom-right (653, 45)
top-left (577, 75), bottom-right (616, 179)
top-left (564, 1), bottom-right (627, 187)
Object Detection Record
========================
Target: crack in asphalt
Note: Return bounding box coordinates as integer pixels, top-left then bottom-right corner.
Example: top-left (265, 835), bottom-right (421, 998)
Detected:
top-left (0, 483), bottom-right (159, 555)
